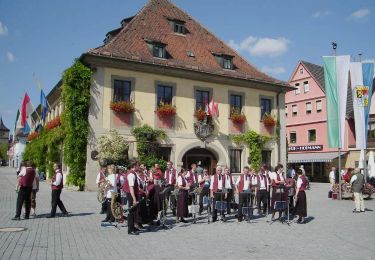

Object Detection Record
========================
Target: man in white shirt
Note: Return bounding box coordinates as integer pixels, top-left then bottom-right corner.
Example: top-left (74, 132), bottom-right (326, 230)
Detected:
top-left (224, 167), bottom-right (234, 215)
top-left (101, 165), bottom-right (117, 223)
top-left (47, 163), bottom-right (68, 218)
top-left (210, 166), bottom-right (227, 222)
top-left (329, 167), bottom-right (336, 190)
top-left (236, 166), bottom-right (251, 221)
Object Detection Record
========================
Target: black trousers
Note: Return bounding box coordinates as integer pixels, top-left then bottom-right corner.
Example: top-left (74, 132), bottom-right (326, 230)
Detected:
top-left (105, 198), bottom-right (115, 222)
top-left (126, 193), bottom-right (141, 233)
top-left (238, 192), bottom-right (251, 219)
top-left (257, 189), bottom-right (268, 213)
top-left (101, 200), bottom-right (107, 213)
top-left (16, 186), bottom-right (32, 218)
top-left (199, 187), bottom-right (209, 213)
top-left (50, 189), bottom-right (67, 217)
top-left (226, 189), bottom-right (233, 214)
top-left (165, 185), bottom-right (176, 213)
top-left (212, 192), bottom-right (226, 220)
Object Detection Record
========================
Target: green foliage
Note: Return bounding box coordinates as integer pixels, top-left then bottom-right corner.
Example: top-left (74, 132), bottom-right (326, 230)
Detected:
top-left (0, 143), bottom-right (8, 160)
top-left (23, 126), bottom-right (65, 178)
top-left (231, 130), bottom-right (273, 171)
top-left (62, 60), bottom-right (92, 190)
top-left (97, 129), bottom-right (129, 165)
top-left (131, 125), bottom-right (167, 170)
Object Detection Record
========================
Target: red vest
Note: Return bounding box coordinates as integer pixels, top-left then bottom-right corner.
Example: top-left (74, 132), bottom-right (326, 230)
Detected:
top-left (123, 171), bottom-right (139, 195)
top-left (51, 170), bottom-right (63, 190)
top-left (200, 174), bottom-right (210, 188)
top-left (238, 174), bottom-right (250, 192)
top-left (153, 169), bottom-right (163, 180)
top-left (187, 170), bottom-right (197, 185)
top-left (272, 172), bottom-right (284, 187)
top-left (211, 174), bottom-right (226, 192)
top-left (179, 175), bottom-right (187, 187)
top-left (19, 167), bottom-right (36, 188)
top-left (164, 168), bottom-right (177, 185)
top-left (299, 175), bottom-right (307, 191)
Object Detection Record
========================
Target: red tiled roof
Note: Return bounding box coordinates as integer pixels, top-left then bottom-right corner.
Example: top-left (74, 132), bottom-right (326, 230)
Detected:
top-left (88, 0), bottom-right (287, 86)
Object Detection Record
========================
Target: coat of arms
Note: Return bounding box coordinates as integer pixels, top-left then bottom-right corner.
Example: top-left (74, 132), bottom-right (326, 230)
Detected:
top-left (194, 116), bottom-right (214, 141)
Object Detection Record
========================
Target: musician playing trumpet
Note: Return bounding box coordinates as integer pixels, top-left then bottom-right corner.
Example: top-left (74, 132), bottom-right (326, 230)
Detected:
top-left (176, 168), bottom-right (189, 223)
top-left (210, 166), bottom-right (227, 222)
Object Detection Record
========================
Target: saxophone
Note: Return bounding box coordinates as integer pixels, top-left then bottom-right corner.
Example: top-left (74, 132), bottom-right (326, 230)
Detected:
top-left (97, 179), bottom-right (111, 204)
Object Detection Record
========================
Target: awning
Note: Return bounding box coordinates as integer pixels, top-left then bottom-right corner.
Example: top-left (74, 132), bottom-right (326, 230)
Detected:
top-left (288, 152), bottom-right (346, 163)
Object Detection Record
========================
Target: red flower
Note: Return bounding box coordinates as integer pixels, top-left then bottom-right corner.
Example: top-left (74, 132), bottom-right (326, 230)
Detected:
top-left (27, 132), bottom-right (39, 141)
top-left (155, 101), bottom-right (176, 118)
top-left (262, 113), bottom-right (276, 127)
top-left (230, 107), bottom-right (246, 124)
top-left (110, 100), bottom-right (135, 113)
top-left (46, 116), bottom-right (61, 130)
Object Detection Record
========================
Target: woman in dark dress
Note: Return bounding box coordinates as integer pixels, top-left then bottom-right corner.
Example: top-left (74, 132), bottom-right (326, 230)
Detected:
top-left (176, 168), bottom-right (190, 223)
top-left (293, 169), bottom-right (308, 224)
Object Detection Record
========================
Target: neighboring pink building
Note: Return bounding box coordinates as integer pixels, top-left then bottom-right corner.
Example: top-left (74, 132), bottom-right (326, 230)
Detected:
top-left (286, 61), bottom-right (356, 181)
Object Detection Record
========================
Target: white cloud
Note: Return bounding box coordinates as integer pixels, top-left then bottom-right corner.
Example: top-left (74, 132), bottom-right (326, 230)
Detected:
top-left (228, 36), bottom-right (289, 57)
top-left (0, 21), bottom-right (8, 35)
top-left (6, 52), bottom-right (15, 62)
top-left (312, 10), bottom-right (331, 18)
top-left (349, 8), bottom-right (370, 20)
top-left (261, 65), bottom-right (286, 75)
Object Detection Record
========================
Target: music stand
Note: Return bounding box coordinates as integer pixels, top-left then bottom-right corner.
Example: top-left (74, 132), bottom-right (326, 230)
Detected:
top-left (159, 186), bottom-right (171, 229)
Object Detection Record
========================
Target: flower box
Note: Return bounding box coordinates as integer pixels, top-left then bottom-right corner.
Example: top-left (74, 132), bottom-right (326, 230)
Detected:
top-left (262, 113), bottom-right (276, 127)
top-left (155, 102), bottom-right (176, 118)
top-left (27, 132), bottom-right (39, 141)
top-left (110, 100), bottom-right (135, 113)
top-left (230, 108), bottom-right (246, 125)
top-left (46, 116), bottom-right (61, 130)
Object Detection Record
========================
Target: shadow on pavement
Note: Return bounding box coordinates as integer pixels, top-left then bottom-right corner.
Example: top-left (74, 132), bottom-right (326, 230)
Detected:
top-left (304, 216), bottom-right (315, 223)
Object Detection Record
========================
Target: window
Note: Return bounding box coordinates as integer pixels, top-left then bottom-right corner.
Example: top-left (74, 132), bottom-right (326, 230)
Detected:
top-left (223, 56), bottom-right (233, 69)
top-left (299, 68), bottom-right (303, 74)
top-left (158, 147), bottom-right (171, 161)
top-left (304, 81), bottom-right (310, 93)
top-left (230, 149), bottom-right (242, 173)
top-left (174, 21), bottom-right (186, 34)
top-left (308, 129), bottom-right (316, 142)
top-left (230, 94), bottom-right (242, 113)
top-left (290, 132), bottom-right (297, 143)
top-left (316, 100), bottom-right (322, 113)
top-left (153, 44), bottom-right (166, 58)
top-left (261, 150), bottom-right (271, 169)
top-left (195, 90), bottom-right (210, 110)
top-left (295, 83), bottom-right (300, 95)
top-left (113, 80), bottom-right (131, 102)
top-left (260, 98), bottom-right (272, 118)
top-left (306, 102), bottom-right (312, 115)
top-left (292, 104), bottom-right (298, 116)
top-left (157, 85), bottom-right (173, 106)
top-left (285, 105), bottom-right (288, 117)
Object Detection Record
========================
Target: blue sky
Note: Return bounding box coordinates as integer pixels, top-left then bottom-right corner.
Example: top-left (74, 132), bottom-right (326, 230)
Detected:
top-left (0, 0), bottom-right (374, 132)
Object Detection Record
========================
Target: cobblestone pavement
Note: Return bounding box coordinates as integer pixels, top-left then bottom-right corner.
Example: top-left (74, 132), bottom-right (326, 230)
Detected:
top-left (0, 166), bottom-right (374, 260)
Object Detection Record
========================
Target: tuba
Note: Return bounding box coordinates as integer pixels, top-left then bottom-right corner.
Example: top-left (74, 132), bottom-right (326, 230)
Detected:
top-left (97, 179), bottom-right (111, 204)
top-left (111, 192), bottom-right (123, 220)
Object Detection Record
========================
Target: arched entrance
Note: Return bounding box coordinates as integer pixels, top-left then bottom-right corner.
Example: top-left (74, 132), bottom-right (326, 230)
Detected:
top-left (182, 148), bottom-right (217, 174)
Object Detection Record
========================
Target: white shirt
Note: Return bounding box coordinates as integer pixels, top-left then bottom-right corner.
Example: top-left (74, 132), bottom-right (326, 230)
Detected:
top-left (106, 173), bottom-right (117, 199)
top-left (177, 175), bottom-right (187, 187)
top-left (52, 171), bottom-right (63, 186)
top-left (198, 174), bottom-right (210, 187)
top-left (210, 175), bottom-right (224, 190)
top-left (18, 166), bottom-right (27, 177)
top-left (252, 175), bottom-right (267, 189)
top-left (297, 177), bottom-right (303, 188)
top-left (236, 175), bottom-right (251, 191)
top-left (350, 175), bottom-right (357, 185)
top-left (165, 168), bottom-right (175, 184)
top-left (269, 172), bottom-right (285, 182)
top-left (329, 171), bottom-right (335, 181)
top-left (225, 175), bottom-right (234, 189)
top-left (127, 172), bottom-right (136, 187)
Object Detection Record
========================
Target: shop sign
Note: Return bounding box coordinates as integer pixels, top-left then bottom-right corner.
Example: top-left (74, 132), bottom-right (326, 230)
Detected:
top-left (288, 145), bottom-right (323, 152)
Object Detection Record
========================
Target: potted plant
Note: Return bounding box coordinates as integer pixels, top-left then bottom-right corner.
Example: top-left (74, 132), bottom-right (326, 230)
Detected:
top-left (110, 100), bottom-right (135, 113)
top-left (194, 107), bottom-right (208, 121)
top-left (230, 107), bottom-right (246, 124)
top-left (155, 101), bottom-right (176, 118)
top-left (262, 112), bottom-right (276, 127)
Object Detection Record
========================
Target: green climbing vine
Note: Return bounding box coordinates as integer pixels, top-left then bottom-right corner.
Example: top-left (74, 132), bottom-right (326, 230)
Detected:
top-left (131, 124), bottom-right (167, 170)
top-left (230, 130), bottom-right (273, 171)
top-left (62, 60), bottom-right (92, 190)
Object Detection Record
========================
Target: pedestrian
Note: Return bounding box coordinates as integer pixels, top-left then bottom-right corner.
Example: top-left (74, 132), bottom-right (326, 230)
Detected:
top-left (47, 163), bottom-right (68, 218)
top-left (329, 167), bottom-right (336, 188)
top-left (12, 161), bottom-right (36, 220)
top-left (350, 168), bottom-right (365, 213)
top-left (293, 169), bottom-right (308, 224)
top-left (30, 169), bottom-right (40, 217)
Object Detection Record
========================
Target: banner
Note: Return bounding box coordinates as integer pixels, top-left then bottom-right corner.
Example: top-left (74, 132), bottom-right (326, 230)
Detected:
top-left (362, 62), bottom-right (374, 144)
top-left (323, 55), bottom-right (350, 148)
top-left (350, 62), bottom-right (366, 149)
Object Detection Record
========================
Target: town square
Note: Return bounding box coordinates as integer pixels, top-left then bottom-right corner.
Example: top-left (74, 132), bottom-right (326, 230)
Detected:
top-left (0, 0), bottom-right (374, 259)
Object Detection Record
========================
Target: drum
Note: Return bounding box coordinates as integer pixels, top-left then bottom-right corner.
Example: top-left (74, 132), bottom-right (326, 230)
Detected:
top-left (215, 201), bottom-right (227, 212)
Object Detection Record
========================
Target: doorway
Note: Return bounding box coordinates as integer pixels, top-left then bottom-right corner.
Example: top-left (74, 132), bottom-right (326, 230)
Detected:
top-left (182, 148), bottom-right (217, 174)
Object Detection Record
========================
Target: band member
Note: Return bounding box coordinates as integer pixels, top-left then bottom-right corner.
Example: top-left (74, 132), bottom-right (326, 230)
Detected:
top-left (224, 167), bottom-right (234, 215)
top-left (96, 166), bottom-right (107, 214)
top-left (285, 172), bottom-right (296, 212)
top-left (236, 166), bottom-right (251, 222)
top-left (198, 168), bottom-right (210, 215)
top-left (293, 169), bottom-right (308, 223)
top-left (164, 161), bottom-right (177, 215)
top-left (252, 168), bottom-right (270, 215)
top-left (152, 163), bottom-right (163, 186)
top-left (210, 166), bottom-right (227, 222)
top-left (30, 169), bottom-right (40, 217)
top-left (186, 163), bottom-right (198, 188)
top-left (48, 163), bottom-right (68, 218)
top-left (101, 164), bottom-right (117, 222)
top-left (269, 164), bottom-right (287, 221)
top-left (126, 161), bottom-right (141, 235)
top-left (12, 161), bottom-right (36, 220)
top-left (176, 168), bottom-right (189, 223)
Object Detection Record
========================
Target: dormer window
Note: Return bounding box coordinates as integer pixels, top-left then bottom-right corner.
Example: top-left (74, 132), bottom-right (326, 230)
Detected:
top-left (153, 44), bottom-right (166, 58)
top-left (213, 53), bottom-right (234, 70)
top-left (174, 21), bottom-right (186, 34)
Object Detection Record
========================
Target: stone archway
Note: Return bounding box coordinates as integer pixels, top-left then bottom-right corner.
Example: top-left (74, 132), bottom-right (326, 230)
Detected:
top-left (182, 148), bottom-right (217, 174)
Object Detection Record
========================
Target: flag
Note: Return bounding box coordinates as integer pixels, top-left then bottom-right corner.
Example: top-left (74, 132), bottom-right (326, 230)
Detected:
top-left (362, 62), bottom-right (374, 145)
top-left (21, 93), bottom-right (33, 127)
top-left (350, 62), bottom-right (366, 149)
top-left (206, 97), bottom-right (219, 117)
top-left (40, 89), bottom-right (49, 121)
top-left (323, 55), bottom-right (350, 148)
top-left (14, 109), bottom-right (23, 133)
